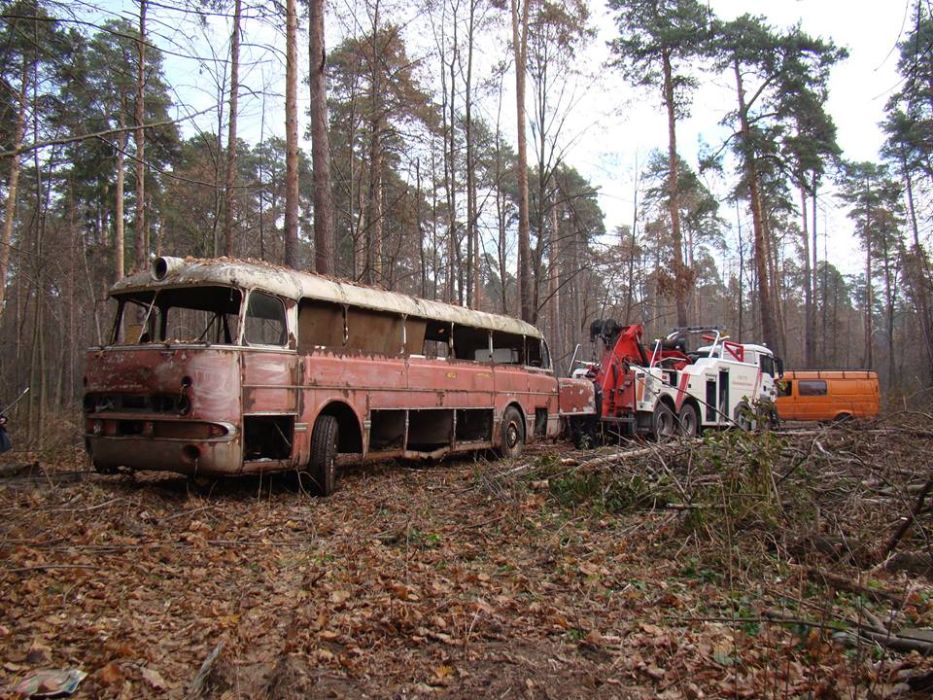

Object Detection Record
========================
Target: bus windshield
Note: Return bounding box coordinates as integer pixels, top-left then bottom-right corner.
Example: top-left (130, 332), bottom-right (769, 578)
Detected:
top-left (111, 286), bottom-right (243, 345)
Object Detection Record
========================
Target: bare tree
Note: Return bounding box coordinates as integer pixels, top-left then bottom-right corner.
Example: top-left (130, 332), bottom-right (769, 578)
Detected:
top-left (284, 0), bottom-right (301, 268)
top-left (309, 0), bottom-right (335, 274)
top-left (133, 0), bottom-right (148, 271)
top-left (223, 0), bottom-right (242, 257)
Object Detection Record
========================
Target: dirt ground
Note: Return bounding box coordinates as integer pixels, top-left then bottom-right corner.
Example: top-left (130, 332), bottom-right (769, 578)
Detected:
top-left (0, 421), bottom-right (931, 699)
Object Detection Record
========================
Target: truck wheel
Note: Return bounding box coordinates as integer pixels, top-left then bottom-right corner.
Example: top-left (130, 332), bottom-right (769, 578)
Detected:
top-left (678, 403), bottom-right (700, 438)
top-left (652, 403), bottom-right (676, 441)
top-left (308, 415), bottom-right (339, 496)
top-left (499, 406), bottom-right (525, 458)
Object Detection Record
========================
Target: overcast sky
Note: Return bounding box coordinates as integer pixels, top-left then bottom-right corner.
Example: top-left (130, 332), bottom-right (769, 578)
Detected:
top-left (575, 0), bottom-right (910, 276)
top-left (95, 0), bottom-right (912, 279)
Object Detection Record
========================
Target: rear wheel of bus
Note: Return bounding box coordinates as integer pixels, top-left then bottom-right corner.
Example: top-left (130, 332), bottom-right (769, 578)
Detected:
top-left (309, 415), bottom-right (338, 496)
top-left (499, 406), bottom-right (525, 459)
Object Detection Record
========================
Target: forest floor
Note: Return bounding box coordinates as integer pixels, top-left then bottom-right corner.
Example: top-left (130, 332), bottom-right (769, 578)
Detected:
top-left (0, 415), bottom-right (932, 699)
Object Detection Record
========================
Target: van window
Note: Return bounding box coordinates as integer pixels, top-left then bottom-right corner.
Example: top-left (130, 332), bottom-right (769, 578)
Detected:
top-left (798, 379), bottom-right (827, 396)
top-left (777, 380), bottom-right (792, 397)
top-left (244, 292), bottom-right (287, 346)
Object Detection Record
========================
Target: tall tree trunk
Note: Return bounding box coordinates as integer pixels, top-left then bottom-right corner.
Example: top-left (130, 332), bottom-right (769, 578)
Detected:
top-left (734, 59), bottom-right (778, 354)
top-left (624, 153), bottom-right (639, 322)
top-left (223, 0), bottom-right (242, 258)
top-left (0, 57), bottom-right (28, 321)
top-left (662, 49), bottom-right (688, 327)
top-left (134, 0), bottom-right (148, 271)
top-left (510, 0), bottom-right (533, 323)
top-left (366, 114), bottom-right (384, 285)
top-left (309, 0), bottom-right (335, 275)
top-left (283, 0), bottom-right (300, 268)
top-left (114, 115), bottom-right (127, 279)
top-left (800, 184), bottom-right (813, 367)
top-left (863, 189), bottom-right (873, 370)
top-left (465, 0), bottom-right (479, 308)
top-left (811, 177), bottom-right (819, 363)
top-left (901, 159), bottom-right (933, 384)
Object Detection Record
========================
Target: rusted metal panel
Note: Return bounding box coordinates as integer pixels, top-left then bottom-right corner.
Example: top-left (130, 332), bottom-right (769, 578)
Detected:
top-left (84, 348), bottom-right (243, 475)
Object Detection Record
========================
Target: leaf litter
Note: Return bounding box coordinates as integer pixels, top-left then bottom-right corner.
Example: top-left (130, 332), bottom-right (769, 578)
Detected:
top-left (0, 413), bottom-right (931, 698)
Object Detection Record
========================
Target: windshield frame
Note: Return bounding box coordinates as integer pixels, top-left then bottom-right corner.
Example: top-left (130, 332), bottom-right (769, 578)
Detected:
top-left (109, 285), bottom-right (245, 347)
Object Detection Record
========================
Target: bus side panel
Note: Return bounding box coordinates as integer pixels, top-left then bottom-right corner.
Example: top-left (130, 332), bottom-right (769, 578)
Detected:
top-left (493, 365), bottom-right (558, 442)
top-left (241, 350), bottom-right (303, 466)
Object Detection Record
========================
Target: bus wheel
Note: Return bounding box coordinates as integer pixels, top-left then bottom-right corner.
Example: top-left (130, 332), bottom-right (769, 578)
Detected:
top-left (499, 406), bottom-right (525, 459)
top-left (652, 403), bottom-right (676, 441)
top-left (678, 403), bottom-right (700, 438)
top-left (308, 415), bottom-right (339, 496)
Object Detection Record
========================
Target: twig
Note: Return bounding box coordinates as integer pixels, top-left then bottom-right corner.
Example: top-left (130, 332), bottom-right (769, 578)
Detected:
top-left (880, 478), bottom-right (933, 560)
top-left (187, 640), bottom-right (225, 699)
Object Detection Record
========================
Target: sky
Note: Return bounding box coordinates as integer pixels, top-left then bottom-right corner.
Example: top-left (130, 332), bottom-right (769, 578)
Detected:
top-left (91, 0), bottom-right (912, 278)
top-left (573, 0), bottom-right (909, 276)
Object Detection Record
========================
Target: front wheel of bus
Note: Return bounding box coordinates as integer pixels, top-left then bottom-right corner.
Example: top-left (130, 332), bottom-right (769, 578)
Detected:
top-left (309, 415), bottom-right (339, 496)
top-left (499, 406), bottom-right (525, 459)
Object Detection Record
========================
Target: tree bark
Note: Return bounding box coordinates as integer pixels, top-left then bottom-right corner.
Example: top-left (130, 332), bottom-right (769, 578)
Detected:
top-left (114, 112), bottom-right (127, 280)
top-left (0, 57), bottom-right (28, 321)
top-left (510, 0), bottom-right (533, 323)
top-left (134, 0), bottom-right (148, 271)
top-left (309, 0), bottom-right (335, 275)
top-left (283, 0), bottom-right (301, 268)
top-left (800, 185), bottom-right (812, 367)
top-left (223, 0), bottom-right (241, 258)
top-left (662, 49), bottom-right (688, 328)
top-left (734, 59), bottom-right (778, 354)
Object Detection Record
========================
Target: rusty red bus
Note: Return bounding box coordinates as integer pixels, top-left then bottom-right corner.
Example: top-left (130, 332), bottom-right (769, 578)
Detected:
top-left (83, 257), bottom-right (594, 494)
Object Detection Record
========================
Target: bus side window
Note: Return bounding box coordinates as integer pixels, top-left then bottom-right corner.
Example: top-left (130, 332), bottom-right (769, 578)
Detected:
top-left (453, 325), bottom-right (491, 360)
top-left (422, 320), bottom-right (450, 359)
top-left (489, 331), bottom-right (523, 365)
top-left (298, 300), bottom-right (345, 353)
top-left (245, 292), bottom-right (287, 346)
top-left (777, 379), bottom-right (793, 397)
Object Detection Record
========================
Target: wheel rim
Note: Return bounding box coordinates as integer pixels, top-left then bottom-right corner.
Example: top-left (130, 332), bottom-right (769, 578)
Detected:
top-left (506, 421), bottom-right (520, 449)
top-left (682, 409), bottom-right (697, 436)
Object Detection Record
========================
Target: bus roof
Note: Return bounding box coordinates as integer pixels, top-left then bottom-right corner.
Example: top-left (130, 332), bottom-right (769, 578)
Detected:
top-left (111, 257), bottom-right (543, 339)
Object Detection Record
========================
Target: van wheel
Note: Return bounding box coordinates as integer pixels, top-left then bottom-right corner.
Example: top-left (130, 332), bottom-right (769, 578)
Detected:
top-left (308, 415), bottom-right (339, 496)
top-left (678, 403), bottom-right (700, 438)
top-left (833, 413), bottom-right (852, 424)
top-left (652, 403), bottom-right (676, 441)
top-left (499, 406), bottom-right (525, 459)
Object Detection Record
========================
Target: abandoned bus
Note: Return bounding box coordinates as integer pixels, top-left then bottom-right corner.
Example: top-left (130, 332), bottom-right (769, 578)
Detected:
top-left (83, 257), bottom-right (595, 494)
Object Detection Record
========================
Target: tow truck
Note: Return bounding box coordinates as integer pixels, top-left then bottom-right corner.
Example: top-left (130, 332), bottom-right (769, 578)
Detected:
top-left (570, 322), bottom-right (782, 442)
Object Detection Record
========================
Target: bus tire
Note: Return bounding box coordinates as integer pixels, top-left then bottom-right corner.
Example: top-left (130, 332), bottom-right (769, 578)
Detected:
top-left (309, 415), bottom-right (339, 496)
top-left (499, 406), bottom-right (525, 459)
top-left (652, 402), bottom-right (676, 441)
top-left (678, 403), bottom-right (700, 438)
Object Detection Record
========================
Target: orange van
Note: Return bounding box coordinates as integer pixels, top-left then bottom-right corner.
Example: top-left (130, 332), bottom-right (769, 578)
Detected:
top-left (775, 370), bottom-right (880, 422)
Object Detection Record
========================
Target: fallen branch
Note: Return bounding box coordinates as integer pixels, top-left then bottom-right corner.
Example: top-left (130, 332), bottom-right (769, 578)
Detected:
top-left (879, 478), bottom-right (933, 560)
top-left (804, 567), bottom-right (902, 604)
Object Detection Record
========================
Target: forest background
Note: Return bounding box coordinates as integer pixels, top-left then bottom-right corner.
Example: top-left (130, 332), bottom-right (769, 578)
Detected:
top-left (0, 0), bottom-right (931, 449)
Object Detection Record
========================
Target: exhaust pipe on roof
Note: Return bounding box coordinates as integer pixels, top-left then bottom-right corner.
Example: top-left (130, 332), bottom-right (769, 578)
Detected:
top-left (152, 256), bottom-right (185, 281)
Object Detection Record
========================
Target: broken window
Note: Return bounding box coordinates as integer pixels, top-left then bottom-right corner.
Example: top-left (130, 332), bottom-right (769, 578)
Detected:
top-left (244, 291), bottom-right (287, 346)
top-left (111, 287), bottom-right (242, 345)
